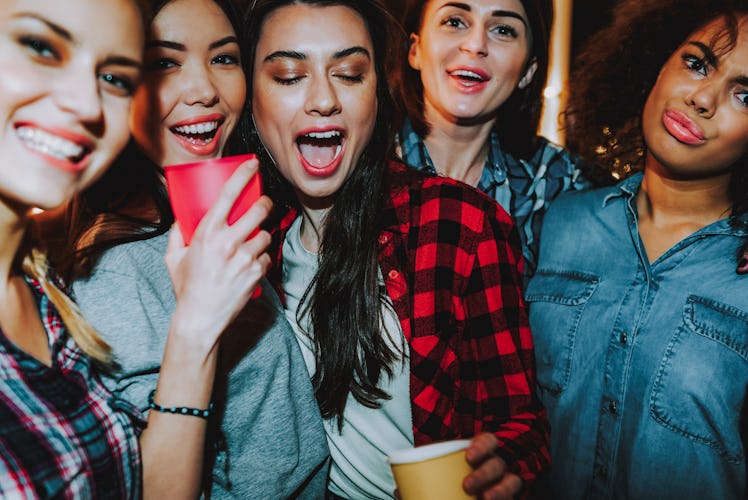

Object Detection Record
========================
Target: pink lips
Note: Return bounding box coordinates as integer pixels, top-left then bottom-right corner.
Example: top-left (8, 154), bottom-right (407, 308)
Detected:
top-left (662, 109), bottom-right (706, 145)
top-left (447, 66), bottom-right (491, 94)
top-left (170, 113), bottom-right (225, 156)
top-left (295, 126), bottom-right (345, 177)
top-left (16, 122), bottom-right (93, 174)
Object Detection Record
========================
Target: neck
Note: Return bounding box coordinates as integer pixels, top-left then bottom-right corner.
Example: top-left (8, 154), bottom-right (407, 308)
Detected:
top-left (296, 198), bottom-right (330, 254)
top-left (0, 199), bottom-right (29, 285)
top-left (637, 157), bottom-right (732, 228)
top-left (422, 106), bottom-right (495, 187)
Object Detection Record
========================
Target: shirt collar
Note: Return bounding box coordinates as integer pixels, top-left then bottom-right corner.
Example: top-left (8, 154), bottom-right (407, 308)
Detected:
top-left (601, 171), bottom-right (748, 236)
top-left (399, 118), bottom-right (508, 184)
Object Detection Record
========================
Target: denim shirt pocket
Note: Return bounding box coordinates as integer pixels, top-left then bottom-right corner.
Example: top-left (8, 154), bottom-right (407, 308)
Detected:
top-left (526, 270), bottom-right (599, 395)
top-left (650, 295), bottom-right (748, 464)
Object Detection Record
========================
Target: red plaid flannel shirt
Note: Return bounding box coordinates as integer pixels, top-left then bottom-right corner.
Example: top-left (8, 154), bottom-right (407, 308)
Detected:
top-left (267, 161), bottom-right (550, 484)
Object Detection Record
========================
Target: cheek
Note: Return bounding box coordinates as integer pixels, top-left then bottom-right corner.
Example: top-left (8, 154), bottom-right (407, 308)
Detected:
top-left (223, 73), bottom-right (248, 119)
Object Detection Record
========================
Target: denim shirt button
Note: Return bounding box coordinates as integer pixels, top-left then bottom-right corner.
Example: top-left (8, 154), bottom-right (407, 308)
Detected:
top-left (619, 331), bottom-right (628, 345)
top-left (608, 400), bottom-right (617, 414)
top-left (596, 465), bottom-right (608, 478)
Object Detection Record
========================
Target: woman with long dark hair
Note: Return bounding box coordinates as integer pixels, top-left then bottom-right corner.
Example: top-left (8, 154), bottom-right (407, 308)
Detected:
top-left (246, 0), bottom-right (549, 498)
top-left (65, 0), bottom-right (330, 497)
top-left (528, 0), bottom-right (748, 497)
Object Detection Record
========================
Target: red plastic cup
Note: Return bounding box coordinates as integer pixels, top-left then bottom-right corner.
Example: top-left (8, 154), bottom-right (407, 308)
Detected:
top-left (164, 154), bottom-right (263, 298)
top-left (164, 153), bottom-right (261, 246)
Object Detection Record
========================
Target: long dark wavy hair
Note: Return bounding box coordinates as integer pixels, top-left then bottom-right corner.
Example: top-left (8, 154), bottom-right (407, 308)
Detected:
top-left (564, 0), bottom-right (748, 231)
top-left (243, 0), bottom-right (405, 424)
top-left (395, 0), bottom-right (553, 159)
top-left (63, 0), bottom-right (246, 281)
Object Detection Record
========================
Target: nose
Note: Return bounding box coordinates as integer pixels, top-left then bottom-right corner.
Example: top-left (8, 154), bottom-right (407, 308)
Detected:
top-left (304, 74), bottom-right (341, 116)
top-left (183, 63), bottom-right (220, 107)
top-left (686, 80), bottom-right (717, 118)
top-left (55, 70), bottom-right (103, 125)
top-left (460, 26), bottom-right (488, 57)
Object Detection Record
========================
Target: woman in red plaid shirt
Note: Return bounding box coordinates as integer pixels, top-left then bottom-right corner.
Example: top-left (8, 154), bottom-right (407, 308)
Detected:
top-left (244, 0), bottom-right (550, 498)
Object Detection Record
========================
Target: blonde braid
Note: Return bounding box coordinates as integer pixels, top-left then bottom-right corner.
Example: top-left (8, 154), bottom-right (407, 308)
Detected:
top-left (21, 247), bottom-right (112, 365)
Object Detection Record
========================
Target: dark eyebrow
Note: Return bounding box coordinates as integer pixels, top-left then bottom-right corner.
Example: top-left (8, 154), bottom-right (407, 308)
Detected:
top-left (146, 40), bottom-right (185, 51)
top-left (688, 41), bottom-right (718, 69)
top-left (333, 46), bottom-right (370, 60)
top-left (15, 12), bottom-right (141, 69)
top-left (14, 12), bottom-right (72, 40)
top-left (104, 55), bottom-right (142, 70)
top-left (263, 47), bottom-right (370, 64)
top-left (736, 76), bottom-right (748, 87)
top-left (439, 2), bottom-right (528, 27)
top-left (209, 36), bottom-right (239, 50)
top-left (263, 50), bottom-right (305, 63)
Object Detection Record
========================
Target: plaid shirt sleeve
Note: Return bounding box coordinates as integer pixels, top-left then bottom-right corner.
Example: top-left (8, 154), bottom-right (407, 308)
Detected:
top-left (381, 166), bottom-right (550, 485)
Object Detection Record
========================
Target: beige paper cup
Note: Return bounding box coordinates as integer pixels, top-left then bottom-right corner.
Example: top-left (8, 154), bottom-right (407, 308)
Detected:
top-left (388, 439), bottom-right (474, 500)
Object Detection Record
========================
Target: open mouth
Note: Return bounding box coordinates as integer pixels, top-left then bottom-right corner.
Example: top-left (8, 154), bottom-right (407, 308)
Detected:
top-left (449, 69), bottom-right (489, 85)
top-left (296, 129), bottom-right (344, 169)
top-left (16, 126), bottom-right (90, 164)
top-left (170, 120), bottom-right (221, 146)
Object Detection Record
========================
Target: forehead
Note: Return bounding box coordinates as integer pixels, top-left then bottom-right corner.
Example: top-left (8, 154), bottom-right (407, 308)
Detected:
top-left (257, 4), bottom-right (373, 56)
top-left (151, 0), bottom-right (234, 39)
top-left (1, 0), bottom-right (143, 54)
top-left (421, 0), bottom-right (528, 20)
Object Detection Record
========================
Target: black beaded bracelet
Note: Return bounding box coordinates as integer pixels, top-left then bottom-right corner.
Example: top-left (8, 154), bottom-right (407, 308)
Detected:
top-left (147, 390), bottom-right (213, 419)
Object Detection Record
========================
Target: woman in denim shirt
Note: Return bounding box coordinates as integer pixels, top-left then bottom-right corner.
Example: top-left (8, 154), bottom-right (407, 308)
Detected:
top-left (527, 0), bottom-right (748, 498)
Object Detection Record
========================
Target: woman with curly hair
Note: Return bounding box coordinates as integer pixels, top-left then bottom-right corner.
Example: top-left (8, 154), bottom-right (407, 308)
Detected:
top-left (527, 0), bottom-right (748, 497)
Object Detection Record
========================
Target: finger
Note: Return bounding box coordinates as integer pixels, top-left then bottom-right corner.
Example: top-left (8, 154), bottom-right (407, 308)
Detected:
top-left (199, 159), bottom-right (259, 232)
top-left (465, 432), bottom-right (500, 466)
top-left (164, 223), bottom-right (186, 270)
top-left (235, 230), bottom-right (272, 262)
top-left (463, 454), bottom-right (507, 494)
top-left (480, 472), bottom-right (523, 500)
top-left (227, 195), bottom-right (273, 242)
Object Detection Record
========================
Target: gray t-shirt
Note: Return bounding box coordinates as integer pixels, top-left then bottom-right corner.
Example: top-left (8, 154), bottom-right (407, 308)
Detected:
top-left (73, 232), bottom-right (329, 499)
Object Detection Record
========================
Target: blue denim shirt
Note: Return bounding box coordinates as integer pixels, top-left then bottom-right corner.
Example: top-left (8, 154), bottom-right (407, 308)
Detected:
top-left (397, 119), bottom-right (590, 277)
top-left (527, 173), bottom-right (748, 500)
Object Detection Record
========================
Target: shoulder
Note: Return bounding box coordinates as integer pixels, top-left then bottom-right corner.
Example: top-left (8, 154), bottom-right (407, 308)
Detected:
top-left (72, 232), bottom-right (170, 294)
top-left (384, 161), bottom-right (514, 239)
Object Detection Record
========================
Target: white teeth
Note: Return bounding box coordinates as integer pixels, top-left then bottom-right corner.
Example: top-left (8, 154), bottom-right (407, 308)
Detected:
top-left (16, 126), bottom-right (86, 161)
top-left (305, 130), bottom-right (342, 139)
top-left (451, 69), bottom-right (484, 80)
top-left (173, 121), bottom-right (219, 135)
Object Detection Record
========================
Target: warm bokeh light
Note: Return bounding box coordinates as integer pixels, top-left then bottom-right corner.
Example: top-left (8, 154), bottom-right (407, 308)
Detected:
top-left (539, 0), bottom-right (572, 145)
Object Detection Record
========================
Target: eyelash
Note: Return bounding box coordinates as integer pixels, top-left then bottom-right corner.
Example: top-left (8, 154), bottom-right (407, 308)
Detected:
top-left (212, 54), bottom-right (240, 66)
top-left (683, 53), bottom-right (709, 76)
top-left (99, 73), bottom-right (136, 96)
top-left (492, 24), bottom-right (518, 38)
top-left (19, 35), bottom-right (58, 60)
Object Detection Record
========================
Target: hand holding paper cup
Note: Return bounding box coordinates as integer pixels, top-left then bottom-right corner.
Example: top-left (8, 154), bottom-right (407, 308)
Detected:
top-left (388, 439), bottom-right (474, 500)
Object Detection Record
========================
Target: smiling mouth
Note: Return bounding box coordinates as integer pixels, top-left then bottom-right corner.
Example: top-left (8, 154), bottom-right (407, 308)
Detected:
top-left (170, 120), bottom-right (221, 146)
top-left (449, 69), bottom-right (489, 84)
top-left (16, 126), bottom-right (89, 163)
top-left (296, 130), bottom-right (343, 168)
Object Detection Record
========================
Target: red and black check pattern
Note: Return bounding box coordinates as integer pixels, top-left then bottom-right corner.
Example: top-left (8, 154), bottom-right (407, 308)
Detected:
top-left (268, 162), bottom-right (550, 484)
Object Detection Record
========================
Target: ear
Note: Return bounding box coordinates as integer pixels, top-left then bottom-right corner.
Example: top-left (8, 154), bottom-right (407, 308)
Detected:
top-left (408, 33), bottom-right (422, 71)
top-left (518, 58), bottom-right (538, 90)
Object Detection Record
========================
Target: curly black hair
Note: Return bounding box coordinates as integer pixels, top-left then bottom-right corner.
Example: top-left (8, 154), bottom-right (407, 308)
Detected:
top-left (565, 0), bottom-right (748, 261)
top-left (565, 0), bottom-right (748, 181)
